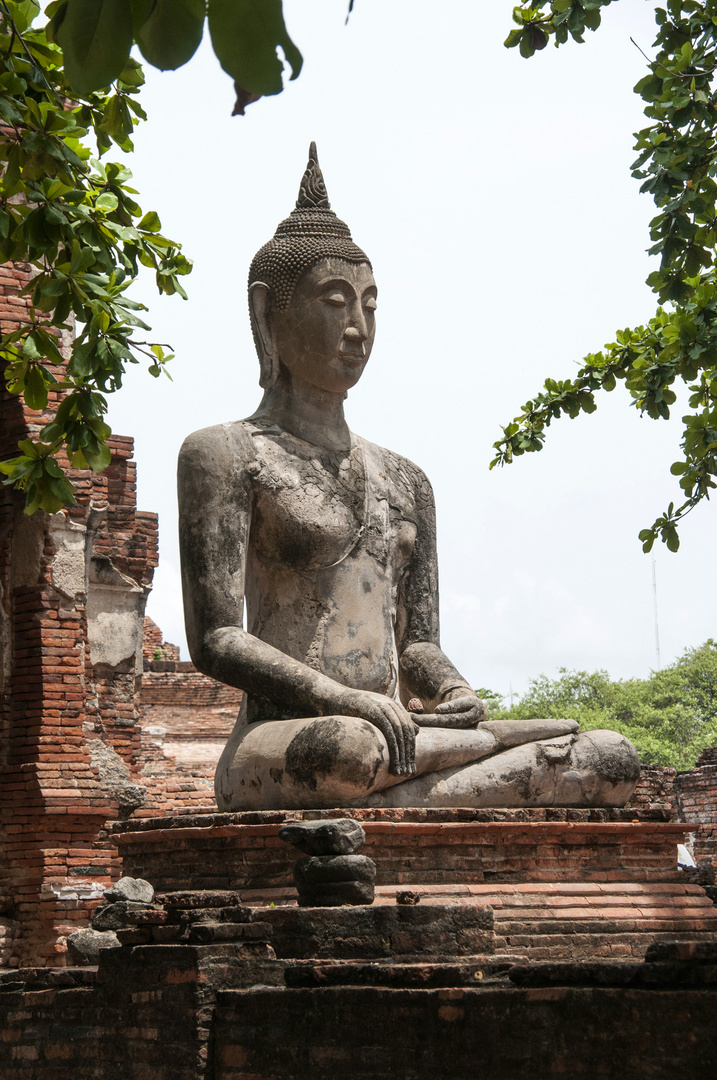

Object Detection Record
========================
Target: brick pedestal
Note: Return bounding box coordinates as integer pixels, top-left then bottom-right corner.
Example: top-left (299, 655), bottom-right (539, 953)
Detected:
top-left (113, 808), bottom-right (717, 963)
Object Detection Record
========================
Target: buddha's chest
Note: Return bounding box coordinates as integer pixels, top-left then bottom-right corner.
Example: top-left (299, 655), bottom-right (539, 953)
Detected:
top-left (246, 436), bottom-right (416, 575)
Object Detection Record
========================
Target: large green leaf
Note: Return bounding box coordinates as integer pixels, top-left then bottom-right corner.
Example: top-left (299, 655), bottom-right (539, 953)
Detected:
top-left (55, 0), bottom-right (134, 98)
top-left (137, 0), bottom-right (205, 70)
top-left (207, 0), bottom-right (302, 97)
top-left (6, 0), bottom-right (40, 33)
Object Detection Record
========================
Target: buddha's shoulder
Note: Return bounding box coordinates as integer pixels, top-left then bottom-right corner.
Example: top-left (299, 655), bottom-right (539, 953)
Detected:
top-left (179, 419), bottom-right (262, 469)
top-left (363, 439), bottom-right (435, 509)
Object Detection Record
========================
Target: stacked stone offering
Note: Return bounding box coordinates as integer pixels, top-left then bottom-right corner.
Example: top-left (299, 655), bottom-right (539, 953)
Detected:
top-left (278, 819), bottom-right (376, 907)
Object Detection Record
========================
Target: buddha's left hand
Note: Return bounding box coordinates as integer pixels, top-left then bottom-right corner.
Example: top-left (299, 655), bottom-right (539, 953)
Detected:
top-left (414, 692), bottom-right (486, 729)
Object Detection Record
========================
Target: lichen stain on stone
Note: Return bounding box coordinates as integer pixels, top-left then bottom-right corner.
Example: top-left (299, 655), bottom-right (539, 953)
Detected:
top-left (285, 718), bottom-right (382, 793)
top-left (502, 765), bottom-right (534, 803)
top-left (285, 719), bottom-right (344, 791)
top-left (589, 734), bottom-right (640, 785)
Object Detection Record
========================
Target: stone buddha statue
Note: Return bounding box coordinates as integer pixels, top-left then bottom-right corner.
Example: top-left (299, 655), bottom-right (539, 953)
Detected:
top-left (178, 144), bottom-right (639, 812)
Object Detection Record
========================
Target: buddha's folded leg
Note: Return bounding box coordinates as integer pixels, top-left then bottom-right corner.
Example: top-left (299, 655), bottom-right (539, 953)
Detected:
top-left (365, 729), bottom-right (640, 809)
top-left (215, 715), bottom-right (391, 811)
top-left (215, 713), bottom-right (596, 811)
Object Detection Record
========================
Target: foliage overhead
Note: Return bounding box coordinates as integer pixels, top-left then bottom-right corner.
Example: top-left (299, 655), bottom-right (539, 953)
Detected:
top-left (47, 0), bottom-right (302, 109)
top-left (484, 639), bottom-right (717, 769)
top-left (0, 0), bottom-right (310, 514)
top-left (493, 1), bottom-right (717, 553)
top-left (0, 0), bottom-right (191, 513)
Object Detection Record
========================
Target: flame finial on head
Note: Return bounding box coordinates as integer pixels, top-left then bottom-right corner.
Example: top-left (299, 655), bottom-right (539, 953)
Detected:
top-left (249, 142), bottom-right (371, 312)
top-left (296, 141), bottom-right (331, 210)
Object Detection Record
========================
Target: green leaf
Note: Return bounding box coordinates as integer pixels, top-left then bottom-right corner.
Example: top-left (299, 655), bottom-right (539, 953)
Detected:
top-left (137, 0), bottom-right (205, 70)
top-left (639, 529), bottom-right (655, 554)
top-left (82, 439), bottom-right (112, 471)
top-left (207, 0), bottom-right (303, 97)
top-left (24, 366), bottom-right (49, 410)
top-left (55, 0), bottom-right (134, 98)
top-left (9, 0), bottom-right (41, 32)
top-left (664, 525), bottom-right (680, 553)
top-left (129, 0), bottom-right (154, 33)
top-left (138, 209), bottom-right (161, 232)
top-left (519, 30), bottom-right (535, 58)
top-left (96, 192), bottom-right (119, 212)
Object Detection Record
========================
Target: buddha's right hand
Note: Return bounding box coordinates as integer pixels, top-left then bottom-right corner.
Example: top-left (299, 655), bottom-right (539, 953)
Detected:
top-left (334, 689), bottom-right (419, 776)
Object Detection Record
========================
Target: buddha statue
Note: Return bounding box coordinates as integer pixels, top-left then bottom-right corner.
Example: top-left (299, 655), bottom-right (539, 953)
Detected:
top-left (178, 144), bottom-right (639, 811)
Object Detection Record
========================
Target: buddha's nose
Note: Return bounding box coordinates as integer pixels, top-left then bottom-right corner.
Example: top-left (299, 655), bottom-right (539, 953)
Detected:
top-left (344, 325), bottom-right (367, 343)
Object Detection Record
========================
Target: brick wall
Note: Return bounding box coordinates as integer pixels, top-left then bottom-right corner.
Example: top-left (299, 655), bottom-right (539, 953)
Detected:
top-left (627, 765), bottom-right (676, 814)
top-left (143, 616), bottom-right (179, 662)
top-left (674, 750), bottom-right (717, 864)
top-left (0, 947), bottom-right (716, 1079)
top-left (0, 260), bottom-right (158, 966)
top-left (135, 650), bottom-right (241, 816)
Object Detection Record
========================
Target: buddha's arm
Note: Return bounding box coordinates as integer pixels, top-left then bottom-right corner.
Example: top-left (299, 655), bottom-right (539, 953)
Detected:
top-left (395, 465), bottom-right (485, 726)
top-left (178, 425), bottom-right (418, 774)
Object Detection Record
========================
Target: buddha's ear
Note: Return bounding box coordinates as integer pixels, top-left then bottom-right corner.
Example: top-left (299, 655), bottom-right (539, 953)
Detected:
top-left (249, 281), bottom-right (279, 389)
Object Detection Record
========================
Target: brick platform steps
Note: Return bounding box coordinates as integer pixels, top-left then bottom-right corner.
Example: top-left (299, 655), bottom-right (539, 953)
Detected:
top-left (2, 942), bottom-right (716, 1079)
top-left (164, 880), bottom-right (717, 961)
top-left (114, 807), bottom-right (688, 891)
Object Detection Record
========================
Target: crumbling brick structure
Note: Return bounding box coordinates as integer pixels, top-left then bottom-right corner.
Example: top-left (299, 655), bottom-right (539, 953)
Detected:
top-left (136, 626), bottom-right (240, 815)
top-left (0, 260), bottom-right (158, 966)
top-left (674, 747), bottom-right (717, 864)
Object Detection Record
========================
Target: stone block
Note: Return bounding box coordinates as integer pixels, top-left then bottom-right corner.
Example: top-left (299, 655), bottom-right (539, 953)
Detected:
top-left (104, 876), bottom-right (154, 904)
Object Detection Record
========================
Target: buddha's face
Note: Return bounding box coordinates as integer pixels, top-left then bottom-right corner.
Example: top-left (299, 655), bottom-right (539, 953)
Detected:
top-left (272, 258), bottom-right (377, 395)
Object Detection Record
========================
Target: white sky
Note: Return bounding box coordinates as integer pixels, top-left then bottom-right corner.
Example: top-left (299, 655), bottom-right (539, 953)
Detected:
top-left (106, 1), bottom-right (717, 700)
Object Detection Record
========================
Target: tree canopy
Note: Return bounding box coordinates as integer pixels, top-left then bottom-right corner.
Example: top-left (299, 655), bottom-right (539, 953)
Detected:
top-left (0, 0), bottom-right (193, 512)
top-left (0, 0), bottom-right (308, 514)
top-left (493, 1), bottom-right (717, 553)
top-left (46, 0), bottom-right (302, 113)
top-left (484, 639), bottom-right (717, 769)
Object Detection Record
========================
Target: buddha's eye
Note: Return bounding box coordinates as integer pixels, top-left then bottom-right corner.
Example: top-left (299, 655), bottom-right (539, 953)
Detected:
top-left (364, 296), bottom-right (377, 311)
top-left (322, 292), bottom-right (346, 307)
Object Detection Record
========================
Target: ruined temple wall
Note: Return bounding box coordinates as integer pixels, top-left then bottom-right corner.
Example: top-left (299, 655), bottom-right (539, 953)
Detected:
top-left (133, 649), bottom-right (241, 815)
top-left (0, 259), bottom-right (159, 966)
top-left (674, 748), bottom-right (717, 864)
top-left (627, 765), bottom-right (676, 815)
top-left (0, 436), bottom-right (159, 966)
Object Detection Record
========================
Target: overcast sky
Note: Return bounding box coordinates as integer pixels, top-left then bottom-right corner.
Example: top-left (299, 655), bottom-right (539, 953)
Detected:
top-left (106, 1), bottom-right (717, 700)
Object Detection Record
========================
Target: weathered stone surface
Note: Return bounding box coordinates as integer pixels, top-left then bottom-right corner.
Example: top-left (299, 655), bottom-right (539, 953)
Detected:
top-left (259, 903), bottom-right (495, 960)
top-left (294, 853), bottom-right (376, 907)
top-left (66, 928), bottom-right (119, 965)
top-left (177, 143), bottom-right (640, 813)
top-left (279, 817), bottom-right (365, 854)
top-left (294, 854), bottom-right (376, 888)
top-left (88, 739), bottom-right (146, 816)
top-left (92, 900), bottom-right (156, 931)
top-left (104, 876), bottom-right (154, 903)
top-left (297, 880), bottom-right (375, 907)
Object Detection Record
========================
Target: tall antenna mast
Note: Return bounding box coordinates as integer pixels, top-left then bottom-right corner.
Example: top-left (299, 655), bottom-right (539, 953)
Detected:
top-left (652, 554), bottom-right (661, 671)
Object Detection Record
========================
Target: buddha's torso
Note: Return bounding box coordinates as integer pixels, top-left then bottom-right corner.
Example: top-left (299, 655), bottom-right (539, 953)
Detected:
top-left (230, 419), bottom-right (421, 723)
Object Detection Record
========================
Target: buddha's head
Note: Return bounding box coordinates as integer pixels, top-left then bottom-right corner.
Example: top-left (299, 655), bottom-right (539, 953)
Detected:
top-left (249, 144), bottom-right (376, 392)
